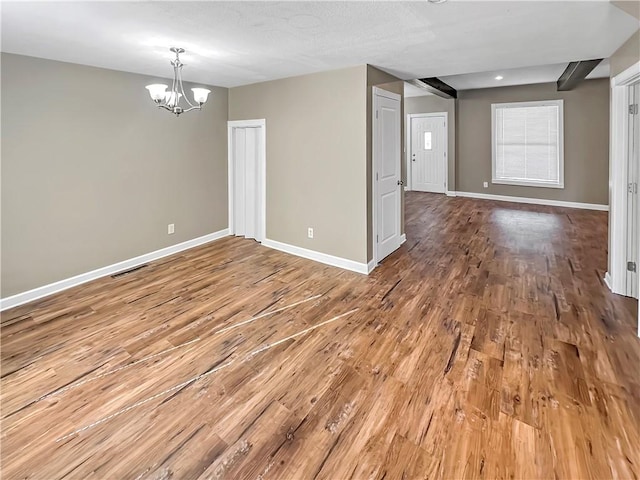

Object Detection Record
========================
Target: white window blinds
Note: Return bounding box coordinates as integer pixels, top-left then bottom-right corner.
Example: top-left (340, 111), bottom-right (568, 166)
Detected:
top-left (492, 100), bottom-right (564, 188)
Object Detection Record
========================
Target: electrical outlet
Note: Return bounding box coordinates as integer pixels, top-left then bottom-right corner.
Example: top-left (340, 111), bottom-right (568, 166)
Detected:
top-left (483, 182), bottom-right (489, 188)
top-left (307, 227), bottom-right (314, 239)
top-left (168, 223), bottom-right (175, 235)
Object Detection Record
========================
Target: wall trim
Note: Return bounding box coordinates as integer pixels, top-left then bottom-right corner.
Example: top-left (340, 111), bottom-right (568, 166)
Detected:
top-left (446, 191), bottom-right (457, 197)
top-left (262, 238), bottom-right (370, 275)
top-left (0, 229), bottom-right (230, 312)
top-left (453, 191), bottom-right (608, 211)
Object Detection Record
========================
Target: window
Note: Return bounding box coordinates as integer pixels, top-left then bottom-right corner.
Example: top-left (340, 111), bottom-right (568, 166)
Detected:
top-left (492, 99), bottom-right (564, 188)
top-left (424, 132), bottom-right (432, 150)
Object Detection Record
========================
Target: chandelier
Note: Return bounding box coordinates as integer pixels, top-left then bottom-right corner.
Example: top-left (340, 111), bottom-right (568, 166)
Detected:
top-left (145, 47), bottom-right (211, 116)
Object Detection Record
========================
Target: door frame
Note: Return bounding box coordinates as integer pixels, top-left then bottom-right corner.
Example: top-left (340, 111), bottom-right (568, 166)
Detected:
top-left (227, 119), bottom-right (266, 242)
top-left (372, 86), bottom-right (402, 266)
top-left (607, 61), bottom-right (640, 304)
top-left (406, 112), bottom-right (448, 193)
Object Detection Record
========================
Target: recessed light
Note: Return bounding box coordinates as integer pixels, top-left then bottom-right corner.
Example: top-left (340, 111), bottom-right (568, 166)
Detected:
top-left (495, 75), bottom-right (504, 80)
top-left (428, 0), bottom-right (447, 3)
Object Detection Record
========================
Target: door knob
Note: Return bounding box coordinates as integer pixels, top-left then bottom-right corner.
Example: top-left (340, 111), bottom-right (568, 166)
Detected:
top-left (397, 180), bottom-right (404, 186)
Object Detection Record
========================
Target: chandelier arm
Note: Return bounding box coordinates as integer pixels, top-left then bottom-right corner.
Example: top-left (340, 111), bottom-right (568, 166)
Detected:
top-left (180, 106), bottom-right (203, 114)
top-left (176, 61), bottom-right (196, 109)
top-left (170, 63), bottom-right (179, 105)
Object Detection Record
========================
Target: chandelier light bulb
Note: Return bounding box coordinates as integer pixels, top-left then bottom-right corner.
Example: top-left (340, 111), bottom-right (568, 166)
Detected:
top-left (145, 84), bottom-right (168, 102)
top-left (192, 88), bottom-right (211, 104)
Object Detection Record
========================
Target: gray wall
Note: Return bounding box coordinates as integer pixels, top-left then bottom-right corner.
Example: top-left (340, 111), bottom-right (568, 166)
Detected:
top-left (1, 53), bottom-right (229, 297)
top-left (405, 95), bottom-right (456, 192)
top-left (228, 66), bottom-right (369, 264)
top-left (456, 79), bottom-right (610, 205)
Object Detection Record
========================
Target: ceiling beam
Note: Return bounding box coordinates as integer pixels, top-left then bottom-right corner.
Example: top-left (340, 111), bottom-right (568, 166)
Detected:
top-left (410, 77), bottom-right (457, 99)
top-left (556, 59), bottom-right (603, 91)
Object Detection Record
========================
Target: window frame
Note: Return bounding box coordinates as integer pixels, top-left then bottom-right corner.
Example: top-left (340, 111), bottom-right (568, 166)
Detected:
top-left (491, 99), bottom-right (565, 189)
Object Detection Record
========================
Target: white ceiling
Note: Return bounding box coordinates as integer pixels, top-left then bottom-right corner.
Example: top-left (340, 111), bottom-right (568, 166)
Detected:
top-left (1, 1), bottom-right (638, 88)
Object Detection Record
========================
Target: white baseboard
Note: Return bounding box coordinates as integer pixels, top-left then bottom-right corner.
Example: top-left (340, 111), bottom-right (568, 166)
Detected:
top-left (604, 272), bottom-right (613, 292)
top-left (367, 259), bottom-right (377, 273)
top-left (0, 229), bottom-right (229, 312)
top-left (262, 238), bottom-right (370, 275)
top-left (453, 191), bottom-right (609, 211)
top-left (446, 191), bottom-right (457, 197)
top-left (400, 233), bottom-right (407, 244)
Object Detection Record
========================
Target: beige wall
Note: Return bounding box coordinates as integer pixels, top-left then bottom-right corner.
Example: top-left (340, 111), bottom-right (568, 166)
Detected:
top-left (228, 66), bottom-right (369, 264)
top-left (366, 66), bottom-right (404, 261)
top-left (610, 30), bottom-right (640, 78)
top-left (456, 79), bottom-right (610, 205)
top-left (405, 95), bottom-right (456, 191)
top-left (1, 53), bottom-right (228, 297)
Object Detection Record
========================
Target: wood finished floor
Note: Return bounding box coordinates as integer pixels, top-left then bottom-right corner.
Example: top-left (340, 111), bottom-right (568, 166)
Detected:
top-left (2, 192), bottom-right (639, 480)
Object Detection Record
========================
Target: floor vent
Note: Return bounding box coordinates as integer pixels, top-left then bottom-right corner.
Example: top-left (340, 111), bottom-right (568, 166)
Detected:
top-left (111, 264), bottom-right (148, 278)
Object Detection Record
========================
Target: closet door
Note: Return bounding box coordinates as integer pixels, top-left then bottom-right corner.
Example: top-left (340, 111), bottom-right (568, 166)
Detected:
top-left (232, 126), bottom-right (260, 240)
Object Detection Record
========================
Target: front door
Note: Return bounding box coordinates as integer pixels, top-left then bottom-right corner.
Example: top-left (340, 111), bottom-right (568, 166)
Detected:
top-left (411, 115), bottom-right (446, 193)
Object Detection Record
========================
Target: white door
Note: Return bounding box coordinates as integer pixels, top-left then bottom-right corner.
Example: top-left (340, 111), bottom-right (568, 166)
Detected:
top-left (410, 115), bottom-right (446, 193)
top-left (232, 126), bottom-right (262, 241)
top-left (627, 83), bottom-right (640, 297)
top-left (374, 89), bottom-right (402, 262)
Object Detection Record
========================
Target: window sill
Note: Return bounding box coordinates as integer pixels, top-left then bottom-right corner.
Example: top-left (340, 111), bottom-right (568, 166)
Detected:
top-left (492, 179), bottom-right (564, 189)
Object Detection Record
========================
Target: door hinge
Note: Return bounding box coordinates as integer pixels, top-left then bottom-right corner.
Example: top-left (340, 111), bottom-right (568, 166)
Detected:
top-left (376, 110), bottom-right (379, 119)
top-left (628, 261), bottom-right (636, 272)
top-left (629, 104), bottom-right (638, 115)
top-left (628, 182), bottom-right (638, 194)
top-left (376, 234), bottom-right (379, 243)
top-left (376, 172), bottom-right (379, 181)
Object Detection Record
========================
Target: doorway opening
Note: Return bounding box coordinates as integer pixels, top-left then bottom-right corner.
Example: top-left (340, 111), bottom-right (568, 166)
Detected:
top-left (626, 82), bottom-right (640, 299)
top-left (608, 61), bottom-right (640, 302)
